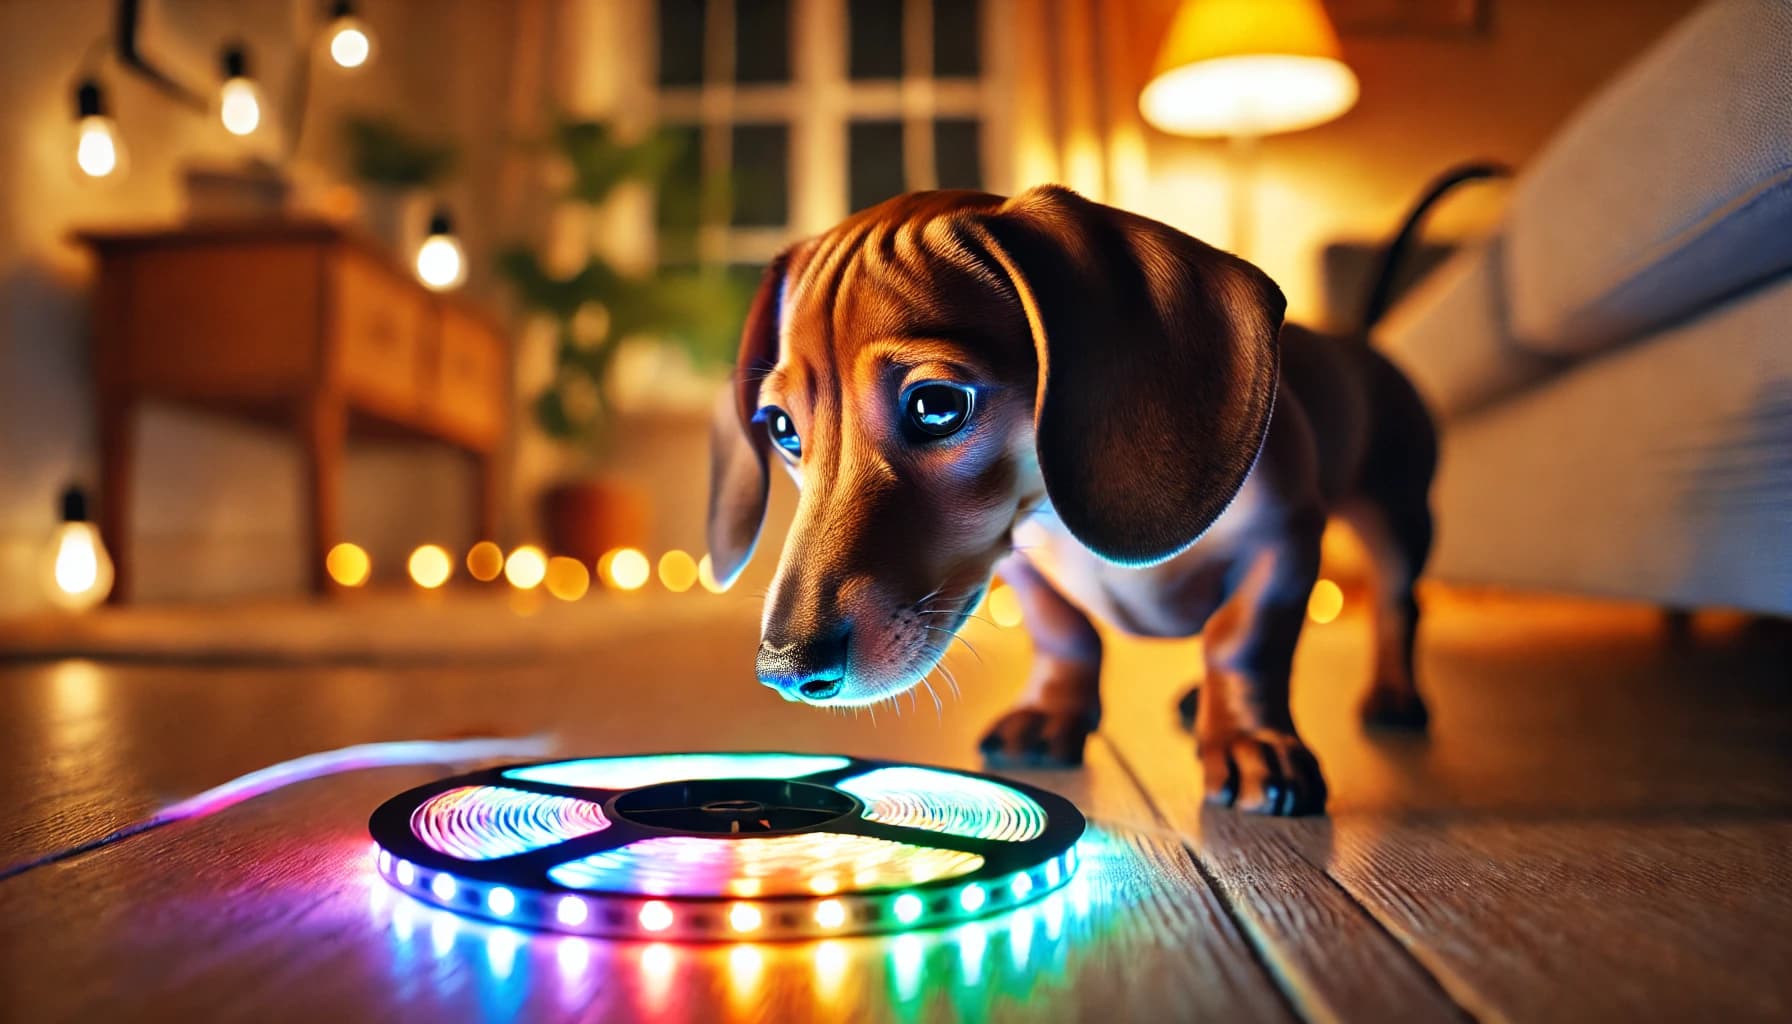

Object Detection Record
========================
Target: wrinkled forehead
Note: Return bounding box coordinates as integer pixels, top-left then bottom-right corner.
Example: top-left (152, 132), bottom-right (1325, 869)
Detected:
top-left (772, 208), bottom-right (1032, 387)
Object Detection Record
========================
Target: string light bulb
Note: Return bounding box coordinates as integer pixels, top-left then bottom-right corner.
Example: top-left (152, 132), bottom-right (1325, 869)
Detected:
top-left (218, 44), bottom-right (264, 136)
top-left (416, 207), bottom-right (467, 291)
top-left (43, 485), bottom-right (114, 611)
top-left (72, 80), bottom-right (125, 180)
top-left (325, 0), bottom-right (377, 70)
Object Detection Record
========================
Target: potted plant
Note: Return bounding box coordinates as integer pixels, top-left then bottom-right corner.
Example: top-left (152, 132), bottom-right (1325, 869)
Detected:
top-left (498, 119), bottom-right (749, 567)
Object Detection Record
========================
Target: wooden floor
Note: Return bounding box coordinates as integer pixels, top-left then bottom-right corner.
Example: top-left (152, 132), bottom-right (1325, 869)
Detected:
top-left (0, 590), bottom-right (1787, 1022)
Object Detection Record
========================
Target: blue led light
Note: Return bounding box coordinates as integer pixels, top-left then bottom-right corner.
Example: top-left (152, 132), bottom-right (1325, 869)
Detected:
top-left (431, 872), bottom-right (457, 901)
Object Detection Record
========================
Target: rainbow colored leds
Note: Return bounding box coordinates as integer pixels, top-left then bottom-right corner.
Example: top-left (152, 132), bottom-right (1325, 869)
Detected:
top-left (370, 752), bottom-right (1084, 941)
top-left (548, 833), bottom-right (984, 896)
top-left (411, 786), bottom-right (611, 860)
top-left (840, 766), bottom-right (1048, 841)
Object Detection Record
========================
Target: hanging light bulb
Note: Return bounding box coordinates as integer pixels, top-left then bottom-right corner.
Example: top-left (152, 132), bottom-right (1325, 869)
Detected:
top-left (325, 0), bottom-right (376, 70)
top-left (218, 44), bottom-right (264, 137)
top-left (43, 486), bottom-right (114, 612)
top-left (72, 80), bottom-right (126, 180)
top-left (415, 207), bottom-right (467, 291)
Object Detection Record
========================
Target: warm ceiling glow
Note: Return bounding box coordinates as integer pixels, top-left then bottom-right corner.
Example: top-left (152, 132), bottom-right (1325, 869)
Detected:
top-left (466, 541), bottom-right (504, 582)
top-left (219, 77), bottom-right (263, 136)
top-left (544, 556), bottom-right (591, 601)
top-left (504, 545), bottom-right (547, 589)
top-left (987, 581), bottom-right (1023, 628)
top-left (76, 117), bottom-right (122, 178)
top-left (657, 550), bottom-right (698, 592)
top-left (325, 542), bottom-right (371, 587)
top-left (1141, 0), bottom-right (1358, 137)
top-left (697, 554), bottom-right (728, 594)
top-left (604, 548), bottom-right (650, 591)
top-left (1307, 578), bottom-right (1344, 624)
top-left (407, 544), bottom-right (452, 589)
top-left (416, 234), bottom-right (466, 291)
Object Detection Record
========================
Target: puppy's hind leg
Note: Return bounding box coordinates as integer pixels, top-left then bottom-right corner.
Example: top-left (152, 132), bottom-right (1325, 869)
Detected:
top-left (1338, 495), bottom-right (1433, 730)
top-left (979, 553), bottom-right (1102, 769)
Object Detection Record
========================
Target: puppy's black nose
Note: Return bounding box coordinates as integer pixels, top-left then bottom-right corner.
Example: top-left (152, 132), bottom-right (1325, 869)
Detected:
top-left (757, 628), bottom-right (850, 703)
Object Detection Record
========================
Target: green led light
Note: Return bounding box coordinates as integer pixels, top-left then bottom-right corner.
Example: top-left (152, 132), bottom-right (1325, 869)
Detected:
top-left (959, 884), bottom-right (987, 912)
top-left (1011, 873), bottom-right (1033, 899)
top-left (892, 893), bottom-right (924, 924)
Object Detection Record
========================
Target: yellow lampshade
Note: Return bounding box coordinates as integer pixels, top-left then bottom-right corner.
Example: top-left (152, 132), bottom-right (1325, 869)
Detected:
top-left (1141, 0), bottom-right (1359, 137)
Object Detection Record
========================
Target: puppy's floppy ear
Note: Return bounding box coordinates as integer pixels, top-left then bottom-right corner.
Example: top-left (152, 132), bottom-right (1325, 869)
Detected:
top-left (980, 185), bottom-right (1285, 566)
top-left (706, 251), bottom-right (790, 587)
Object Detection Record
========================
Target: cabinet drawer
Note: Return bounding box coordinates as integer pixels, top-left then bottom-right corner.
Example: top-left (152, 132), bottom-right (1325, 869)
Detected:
top-left (429, 307), bottom-right (506, 450)
top-left (333, 252), bottom-right (427, 417)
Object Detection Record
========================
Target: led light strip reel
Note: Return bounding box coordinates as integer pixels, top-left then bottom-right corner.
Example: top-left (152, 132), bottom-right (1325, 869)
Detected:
top-left (368, 753), bottom-right (1084, 941)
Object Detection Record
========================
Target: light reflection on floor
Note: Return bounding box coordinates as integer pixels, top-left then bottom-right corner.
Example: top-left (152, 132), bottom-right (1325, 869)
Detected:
top-left (365, 831), bottom-right (1115, 1018)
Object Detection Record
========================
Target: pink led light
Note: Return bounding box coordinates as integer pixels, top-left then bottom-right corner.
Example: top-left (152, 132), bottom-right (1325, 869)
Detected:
top-left (411, 786), bottom-right (610, 860)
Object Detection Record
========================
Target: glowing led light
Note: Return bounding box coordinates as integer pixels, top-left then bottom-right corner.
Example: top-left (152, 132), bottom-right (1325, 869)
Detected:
top-left (1067, 847), bottom-right (1079, 873)
top-left (378, 850), bottom-right (392, 873)
top-left (431, 872), bottom-right (457, 901)
top-left (395, 860), bottom-right (416, 886)
top-left (408, 544), bottom-right (452, 588)
top-left (697, 553), bottom-right (728, 593)
top-left (325, 542), bottom-right (371, 587)
top-left (1011, 873), bottom-right (1034, 899)
top-left (1308, 578), bottom-right (1344, 624)
top-left (604, 547), bottom-right (650, 590)
top-left (988, 580), bottom-right (1024, 627)
top-left (728, 902), bottom-right (762, 933)
top-left (840, 766), bottom-right (1048, 841)
top-left (466, 541), bottom-right (504, 581)
top-left (416, 232), bottom-right (466, 291)
top-left (810, 875), bottom-right (841, 895)
top-left (551, 833), bottom-right (981, 896)
top-left (75, 115), bottom-right (124, 179)
top-left (45, 503), bottom-right (114, 611)
top-left (814, 898), bottom-right (847, 929)
top-left (506, 753), bottom-right (850, 789)
top-left (638, 900), bottom-right (674, 932)
top-left (960, 884), bottom-right (987, 912)
top-left (412, 786), bottom-right (610, 860)
top-left (504, 545), bottom-right (547, 589)
top-left (657, 549), bottom-right (698, 592)
top-left (1046, 860), bottom-right (1061, 887)
top-left (219, 76), bottom-right (262, 136)
top-left (330, 26), bottom-right (372, 67)
top-left (892, 893), bottom-right (924, 924)
top-left (487, 886), bottom-right (516, 917)
top-left (544, 556), bottom-right (591, 601)
top-left (556, 895), bottom-right (589, 926)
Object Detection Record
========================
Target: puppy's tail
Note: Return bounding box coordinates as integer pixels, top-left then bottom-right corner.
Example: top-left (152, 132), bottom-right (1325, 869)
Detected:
top-left (1360, 160), bottom-right (1512, 333)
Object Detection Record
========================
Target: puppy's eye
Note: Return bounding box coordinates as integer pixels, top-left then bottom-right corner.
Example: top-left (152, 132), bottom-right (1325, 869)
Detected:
top-left (761, 406), bottom-right (802, 458)
top-left (901, 382), bottom-right (976, 440)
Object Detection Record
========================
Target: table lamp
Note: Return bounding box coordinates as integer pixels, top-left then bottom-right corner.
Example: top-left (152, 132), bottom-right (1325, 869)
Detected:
top-left (1140, 0), bottom-right (1359, 254)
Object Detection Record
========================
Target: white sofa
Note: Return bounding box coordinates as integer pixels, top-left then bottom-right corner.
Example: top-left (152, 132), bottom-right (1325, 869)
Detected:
top-left (1378, 0), bottom-right (1792, 615)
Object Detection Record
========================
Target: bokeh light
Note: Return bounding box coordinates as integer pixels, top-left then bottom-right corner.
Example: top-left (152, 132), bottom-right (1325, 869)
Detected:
top-left (1308, 578), bottom-right (1344, 624)
top-left (325, 542), bottom-right (371, 587)
top-left (466, 541), bottom-right (504, 582)
top-left (988, 580), bottom-right (1023, 627)
top-left (407, 544), bottom-right (452, 589)
top-left (604, 548), bottom-right (650, 591)
top-left (505, 545), bottom-right (547, 589)
top-left (697, 553), bottom-right (727, 593)
top-left (545, 556), bottom-right (591, 601)
top-left (657, 549), bottom-right (698, 592)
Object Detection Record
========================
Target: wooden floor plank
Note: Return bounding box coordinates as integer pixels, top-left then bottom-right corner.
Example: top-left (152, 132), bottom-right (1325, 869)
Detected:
top-left (0, 604), bottom-right (1294, 1023)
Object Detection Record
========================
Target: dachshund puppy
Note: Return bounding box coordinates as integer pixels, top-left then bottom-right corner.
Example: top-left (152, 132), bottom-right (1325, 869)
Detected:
top-left (707, 187), bottom-right (1435, 816)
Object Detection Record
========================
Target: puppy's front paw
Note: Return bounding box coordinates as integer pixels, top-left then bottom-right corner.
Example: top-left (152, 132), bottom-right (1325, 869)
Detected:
top-left (978, 707), bottom-right (1095, 769)
top-left (1198, 729), bottom-right (1328, 816)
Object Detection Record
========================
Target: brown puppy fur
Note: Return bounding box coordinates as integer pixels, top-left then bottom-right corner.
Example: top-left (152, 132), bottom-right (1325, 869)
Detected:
top-left (708, 187), bottom-right (1435, 816)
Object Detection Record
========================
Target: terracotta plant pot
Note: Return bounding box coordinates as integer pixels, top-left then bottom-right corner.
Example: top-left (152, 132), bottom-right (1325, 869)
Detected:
top-left (540, 477), bottom-right (650, 568)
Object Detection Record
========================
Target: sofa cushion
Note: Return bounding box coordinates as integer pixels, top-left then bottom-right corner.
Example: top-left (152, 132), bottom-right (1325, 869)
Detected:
top-left (1505, 0), bottom-right (1792, 357)
top-left (1375, 237), bottom-right (1567, 418)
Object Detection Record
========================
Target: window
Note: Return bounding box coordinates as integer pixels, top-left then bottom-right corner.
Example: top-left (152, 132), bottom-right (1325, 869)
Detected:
top-left (641, 0), bottom-right (1009, 272)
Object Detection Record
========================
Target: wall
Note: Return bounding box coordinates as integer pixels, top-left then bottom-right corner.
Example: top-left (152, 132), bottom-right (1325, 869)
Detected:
top-left (0, 0), bottom-right (525, 613)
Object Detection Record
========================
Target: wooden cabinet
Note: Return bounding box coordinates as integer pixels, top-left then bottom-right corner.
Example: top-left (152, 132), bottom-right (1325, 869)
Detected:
top-left (80, 221), bottom-right (509, 600)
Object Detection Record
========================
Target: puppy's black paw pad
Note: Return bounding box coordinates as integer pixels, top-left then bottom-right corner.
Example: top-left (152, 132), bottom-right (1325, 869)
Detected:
top-left (979, 707), bottom-right (1092, 770)
top-left (1360, 687), bottom-right (1430, 731)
